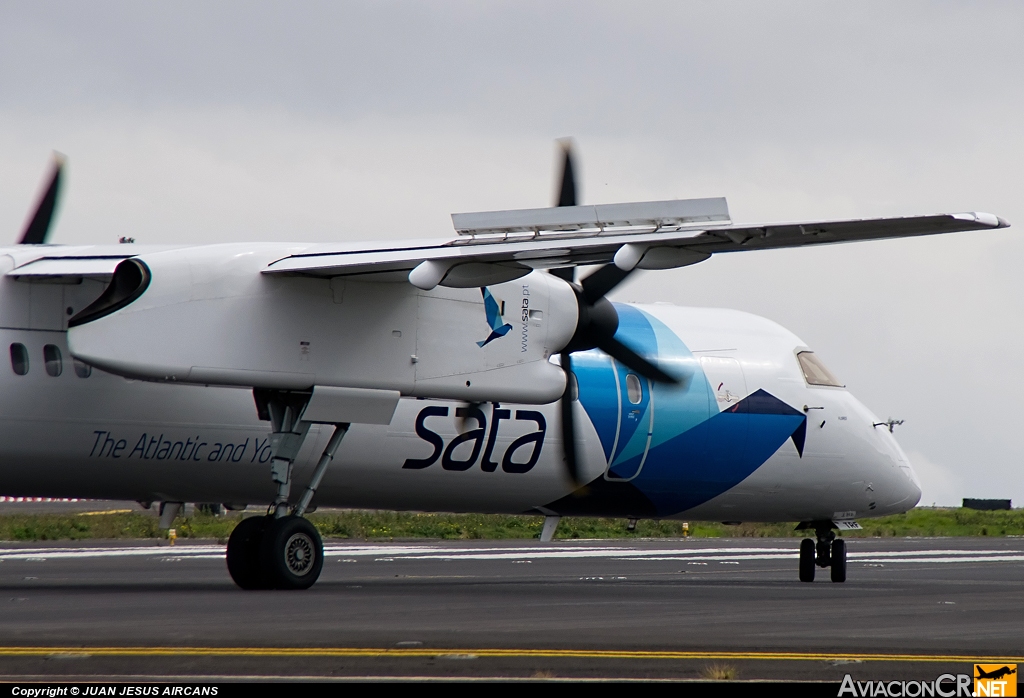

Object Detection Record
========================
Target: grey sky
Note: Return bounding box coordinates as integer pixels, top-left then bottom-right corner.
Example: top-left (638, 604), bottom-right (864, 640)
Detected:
top-left (1, 1), bottom-right (1021, 505)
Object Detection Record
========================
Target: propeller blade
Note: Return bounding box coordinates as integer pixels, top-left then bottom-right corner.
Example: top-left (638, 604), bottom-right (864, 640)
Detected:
top-left (550, 141), bottom-right (578, 283)
top-left (595, 333), bottom-right (679, 384)
top-left (559, 351), bottom-right (581, 485)
top-left (580, 263), bottom-right (631, 304)
top-left (556, 141), bottom-right (576, 208)
top-left (19, 155), bottom-right (64, 245)
top-left (455, 401), bottom-right (483, 432)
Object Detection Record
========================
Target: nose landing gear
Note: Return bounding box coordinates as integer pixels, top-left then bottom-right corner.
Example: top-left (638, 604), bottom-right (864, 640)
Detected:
top-left (797, 521), bottom-right (847, 583)
top-left (799, 538), bottom-right (815, 582)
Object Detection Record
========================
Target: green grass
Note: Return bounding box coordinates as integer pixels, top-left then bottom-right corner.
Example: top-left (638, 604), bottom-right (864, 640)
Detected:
top-left (842, 507), bottom-right (1024, 538)
top-left (0, 512), bottom-right (163, 541)
top-left (0, 507), bottom-right (1021, 542)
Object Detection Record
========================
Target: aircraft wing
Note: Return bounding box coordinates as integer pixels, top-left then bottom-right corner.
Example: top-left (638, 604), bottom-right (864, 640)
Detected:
top-left (263, 198), bottom-right (1008, 284)
top-left (7, 256), bottom-right (131, 279)
top-left (3, 199), bottom-right (1005, 285)
top-left (3, 245), bottom-right (181, 281)
top-left (701, 211), bottom-right (1008, 252)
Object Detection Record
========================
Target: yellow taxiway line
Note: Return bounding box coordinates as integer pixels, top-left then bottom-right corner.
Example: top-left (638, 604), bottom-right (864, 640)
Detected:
top-left (0, 648), bottom-right (1020, 663)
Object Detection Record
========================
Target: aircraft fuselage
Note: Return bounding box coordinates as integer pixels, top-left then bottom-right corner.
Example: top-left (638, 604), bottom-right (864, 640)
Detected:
top-left (0, 267), bottom-right (921, 523)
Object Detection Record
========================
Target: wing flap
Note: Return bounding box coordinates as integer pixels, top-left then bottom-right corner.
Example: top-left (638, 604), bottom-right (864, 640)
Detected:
top-left (452, 197), bottom-right (730, 234)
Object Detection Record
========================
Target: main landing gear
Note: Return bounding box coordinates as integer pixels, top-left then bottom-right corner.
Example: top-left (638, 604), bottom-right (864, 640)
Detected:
top-left (226, 390), bottom-right (349, 590)
top-left (797, 521), bottom-right (846, 583)
top-left (227, 514), bottom-right (325, 590)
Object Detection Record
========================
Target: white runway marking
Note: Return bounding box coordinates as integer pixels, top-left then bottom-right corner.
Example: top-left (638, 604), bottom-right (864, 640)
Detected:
top-left (0, 543), bottom-right (1021, 565)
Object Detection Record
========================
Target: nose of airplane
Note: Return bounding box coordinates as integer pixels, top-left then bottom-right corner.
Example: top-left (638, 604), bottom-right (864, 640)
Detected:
top-left (830, 390), bottom-right (923, 516)
top-left (896, 457), bottom-right (923, 508)
top-left (878, 430), bottom-right (922, 512)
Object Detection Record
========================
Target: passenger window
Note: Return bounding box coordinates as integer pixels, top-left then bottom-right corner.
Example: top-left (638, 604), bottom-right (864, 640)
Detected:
top-left (626, 373), bottom-right (643, 404)
top-left (73, 358), bottom-right (92, 378)
top-left (797, 351), bottom-right (845, 387)
top-left (10, 343), bottom-right (28, 376)
top-left (43, 345), bottom-right (63, 377)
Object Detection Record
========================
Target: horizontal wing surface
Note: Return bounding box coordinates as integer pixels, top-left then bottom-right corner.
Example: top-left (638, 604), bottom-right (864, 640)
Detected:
top-left (8, 257), bottom-right (127, 279)
top-left (264, 208), bottom-right (1008, 280)
top-left (3, 245), bottom-right (182, 281)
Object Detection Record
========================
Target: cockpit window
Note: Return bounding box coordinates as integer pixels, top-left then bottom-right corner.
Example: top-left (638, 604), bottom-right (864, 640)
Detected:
top-left (797, 351), bottom-right (845, 387)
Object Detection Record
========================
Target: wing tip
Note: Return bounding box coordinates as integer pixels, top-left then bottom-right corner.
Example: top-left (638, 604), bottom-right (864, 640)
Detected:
top-left (952, 212), bottom-right (1010, 229)
top-left (977, 212), bottom-right (1011, 229)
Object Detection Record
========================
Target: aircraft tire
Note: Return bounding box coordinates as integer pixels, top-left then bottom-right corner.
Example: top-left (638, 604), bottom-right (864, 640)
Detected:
top-left (226, 515), bottom-right (271, 590)
top-left (799, 538), bottom-right (815, 582)
top-left (830, 538), bottom-right (847, 583)
top-left (259, 515), bottom-right (324, 590)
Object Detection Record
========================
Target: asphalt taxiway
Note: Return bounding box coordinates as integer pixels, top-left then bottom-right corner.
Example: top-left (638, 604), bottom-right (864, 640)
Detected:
top-left (0, 537), bottom-right (1021, 681)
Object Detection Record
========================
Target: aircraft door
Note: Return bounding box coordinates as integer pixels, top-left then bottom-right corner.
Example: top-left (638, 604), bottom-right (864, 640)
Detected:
top-left (699, 356), bottom-right (746, 411)
top-left (604, 367), bottom-right (654, 481)
top-left (698, 356), bottom-right (749, 468)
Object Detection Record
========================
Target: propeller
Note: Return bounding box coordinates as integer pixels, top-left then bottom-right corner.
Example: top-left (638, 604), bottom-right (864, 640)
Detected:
top-left (548, 141), bottom-right (679, 486)
top-left (549, 141), bottom-right (577, 284)
top-left (19, 154), bottom-right (65, 245)
top-left (556, 139), bottom-right (576, 208)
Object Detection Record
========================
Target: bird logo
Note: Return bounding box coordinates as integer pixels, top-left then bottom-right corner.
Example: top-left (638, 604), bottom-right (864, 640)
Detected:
top-left (477, 287), bottom-right (513, 347)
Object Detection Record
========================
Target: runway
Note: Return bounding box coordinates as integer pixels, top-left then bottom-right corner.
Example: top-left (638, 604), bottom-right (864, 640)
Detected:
top-left (0, 537), bottom-right (1021, 681)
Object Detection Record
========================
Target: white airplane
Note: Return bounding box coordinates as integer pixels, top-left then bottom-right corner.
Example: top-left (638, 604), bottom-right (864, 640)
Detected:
top-left (0, 147), bottom-right (1008, 590)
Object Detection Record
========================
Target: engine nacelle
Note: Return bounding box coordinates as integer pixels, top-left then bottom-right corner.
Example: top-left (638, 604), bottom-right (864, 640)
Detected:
top-left (66, 244), bottom-right (578, 404)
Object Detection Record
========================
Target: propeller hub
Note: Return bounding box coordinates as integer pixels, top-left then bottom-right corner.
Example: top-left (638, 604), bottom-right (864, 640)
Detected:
top-left (564, 285), bottom-right (619, 353)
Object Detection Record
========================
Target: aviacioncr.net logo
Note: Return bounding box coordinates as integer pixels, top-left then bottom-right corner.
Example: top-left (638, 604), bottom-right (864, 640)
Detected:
top-left (839, 673), bottom-right (973, 697)
top-left (975, 664), bottom-right (1017, 697)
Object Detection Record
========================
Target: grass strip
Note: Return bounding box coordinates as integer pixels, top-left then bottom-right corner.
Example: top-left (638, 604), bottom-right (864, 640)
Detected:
top-left (0, 507), bottom-right (1021, 542)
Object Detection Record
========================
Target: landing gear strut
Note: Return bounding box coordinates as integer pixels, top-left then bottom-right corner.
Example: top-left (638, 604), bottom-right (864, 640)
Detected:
top-left (797, 521), bottom-right (846, 583)
top-left (225, 389), bottom-right (349, 590)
